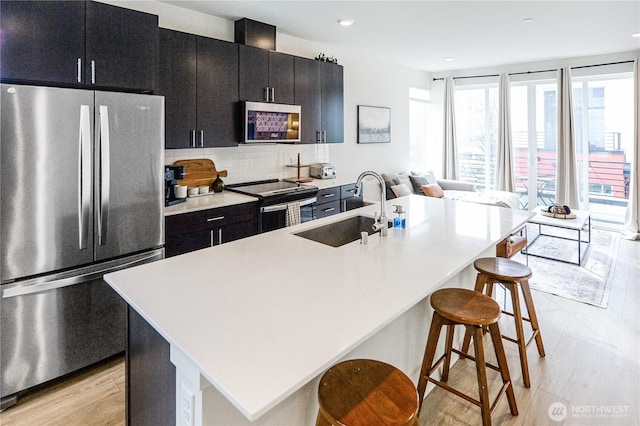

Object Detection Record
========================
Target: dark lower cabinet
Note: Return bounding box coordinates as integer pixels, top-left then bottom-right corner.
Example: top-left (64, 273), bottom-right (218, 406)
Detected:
top-left (127, 307), bottom-right (175, 426)
top-left (341, 183), bottom-right (364, 212)
top-left (165, 202), bottom-right (258, 257)
top-left (0, 1), bottom-right (158, 92)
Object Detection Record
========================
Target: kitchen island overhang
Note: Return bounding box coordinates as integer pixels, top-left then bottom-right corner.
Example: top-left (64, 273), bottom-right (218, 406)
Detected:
top-left (105, 194), bottom-right (534, 425)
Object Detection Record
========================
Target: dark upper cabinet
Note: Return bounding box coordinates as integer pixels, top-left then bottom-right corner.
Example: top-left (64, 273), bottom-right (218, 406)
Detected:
top-left (0, 1), bottom-right (158, 92)
top-left (158, 29), bottom-right (197, 149)
top-left (197, 37), bottom-right (239, 147)
top-left (294, 58), bottom-right (344, 144)
top-left (320, 62), bottom-right (344, 143)
top-left (293, 57), bottom-right (322, 144)
top-left (0, 1), bottom-right (85, 85)
top-left (85, 1), bottom-right (158, 92)
top-left (239, 45), bottom-right (294, 104)
top-left (159, 29), bottom-right (239, 148)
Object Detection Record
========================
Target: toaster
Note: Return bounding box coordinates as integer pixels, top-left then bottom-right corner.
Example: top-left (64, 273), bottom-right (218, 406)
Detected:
top-left (310, 163), bottom-right (336, 179)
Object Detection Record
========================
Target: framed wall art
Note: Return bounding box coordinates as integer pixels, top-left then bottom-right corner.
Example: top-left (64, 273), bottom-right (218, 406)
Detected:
top-left (357, 105), bottom-right (391, 144)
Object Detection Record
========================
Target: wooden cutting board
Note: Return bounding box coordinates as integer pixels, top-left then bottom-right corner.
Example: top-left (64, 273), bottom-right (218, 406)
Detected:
top-left (174, 159), bottom-right (228, 189)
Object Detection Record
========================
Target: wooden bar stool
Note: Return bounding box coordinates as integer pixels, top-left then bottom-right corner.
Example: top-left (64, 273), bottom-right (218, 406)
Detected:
top-left (417, 288), bottom-right (518, 426)
top-left (462, 257), bottom-right (545, 388)
top-left (316, 359), bottom-right (419, 426)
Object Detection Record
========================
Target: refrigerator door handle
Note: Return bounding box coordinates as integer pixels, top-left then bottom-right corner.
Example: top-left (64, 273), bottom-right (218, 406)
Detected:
top-left (98, 105), bottom-right (111, 246)
top-left (79, 105), bottom-right (92, 250)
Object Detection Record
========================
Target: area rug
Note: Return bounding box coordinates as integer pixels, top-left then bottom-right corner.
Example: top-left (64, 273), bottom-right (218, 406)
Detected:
top-left (512, 228), bottom-right (619, 308)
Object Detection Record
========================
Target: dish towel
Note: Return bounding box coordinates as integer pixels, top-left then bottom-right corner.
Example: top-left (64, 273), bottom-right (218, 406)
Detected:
top-left (286, 201), bottom-right (301, 227)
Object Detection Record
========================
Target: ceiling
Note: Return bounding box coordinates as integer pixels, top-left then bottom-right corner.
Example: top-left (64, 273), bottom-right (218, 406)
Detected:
top-left (162, 1), bottom-right (640, 72)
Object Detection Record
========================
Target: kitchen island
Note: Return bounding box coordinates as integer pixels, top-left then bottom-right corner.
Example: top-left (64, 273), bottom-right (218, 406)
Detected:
top-left (105, 194), bottom-right (533, 425)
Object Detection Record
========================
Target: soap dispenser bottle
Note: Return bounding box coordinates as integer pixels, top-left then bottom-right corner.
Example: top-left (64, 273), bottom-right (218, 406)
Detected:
top-left (392, 205), bottom-right (406, 229)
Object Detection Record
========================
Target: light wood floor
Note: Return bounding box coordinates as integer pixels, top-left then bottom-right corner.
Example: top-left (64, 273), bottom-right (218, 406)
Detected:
top-left (1, 232), bottom-right (638, 426)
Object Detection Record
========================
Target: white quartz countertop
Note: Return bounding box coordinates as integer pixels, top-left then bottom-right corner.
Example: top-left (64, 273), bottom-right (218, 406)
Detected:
top-left (164, 191), bottom-right (258, 216)
top-left (106, 195), bottom-right (534, 421)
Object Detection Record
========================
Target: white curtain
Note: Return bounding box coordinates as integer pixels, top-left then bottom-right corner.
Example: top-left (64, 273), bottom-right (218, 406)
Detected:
top-left (442, 77), bottom-right (459, 180)
top-left (622, 58), bottom-right (640, 240)
top-left (495, 73), bottom-right (515, 192)
top-left (555, 68), bottom-right (580, 208)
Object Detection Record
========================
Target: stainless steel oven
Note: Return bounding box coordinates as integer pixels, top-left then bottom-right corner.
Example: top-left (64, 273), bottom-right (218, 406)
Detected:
top-left (226, 180), bottom-right (318, 233)
top-left (260, 197), bottom-right (316, 232)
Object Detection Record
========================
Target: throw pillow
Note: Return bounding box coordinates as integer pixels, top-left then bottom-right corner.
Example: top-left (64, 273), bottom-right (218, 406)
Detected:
top-left (390, 183), bottom-right (412, 197)
top-left (410, 170), bottom-right (437, 185)
top-left (409, 175), bottom-right (430, 194)
top-left (381, 173), bottom-right (401, 199)
top-left (422, 184), bottom-right (445, 198)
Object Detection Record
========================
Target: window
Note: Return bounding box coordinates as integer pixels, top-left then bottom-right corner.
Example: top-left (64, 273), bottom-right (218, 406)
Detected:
top-left (510, 79), bottom-right (558, 209)
top-left (572, 72), bottom-right (633, 227)
top-left (409, 87), bottom-right (430, 171)
top-left (454, 83), bottom-right (498, 190)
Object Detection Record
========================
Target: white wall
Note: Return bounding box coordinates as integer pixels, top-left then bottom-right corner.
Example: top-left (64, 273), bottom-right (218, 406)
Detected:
top-left (101, 0), bottom-right (431, 183)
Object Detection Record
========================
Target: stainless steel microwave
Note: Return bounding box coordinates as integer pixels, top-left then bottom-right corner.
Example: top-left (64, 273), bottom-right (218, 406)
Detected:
top-left (243, 101), bottom-right (301, 143)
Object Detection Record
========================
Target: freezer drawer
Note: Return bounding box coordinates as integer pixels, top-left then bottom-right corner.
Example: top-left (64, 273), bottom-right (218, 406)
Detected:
top-left (0, 277), bottom-right (125, 399)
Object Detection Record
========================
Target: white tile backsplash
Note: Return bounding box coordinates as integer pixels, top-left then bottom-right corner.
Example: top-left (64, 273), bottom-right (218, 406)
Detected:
top-left (165, 144), bottom-right (331, 184)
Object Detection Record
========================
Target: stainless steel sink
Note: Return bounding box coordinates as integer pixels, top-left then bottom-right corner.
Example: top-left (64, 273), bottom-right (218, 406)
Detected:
top-left (294, 215), bottom-right (391, 247)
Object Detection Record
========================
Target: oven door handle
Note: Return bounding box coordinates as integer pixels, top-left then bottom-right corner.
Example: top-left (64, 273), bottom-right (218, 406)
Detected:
top-left (260, 197), bottom-right (317, 213)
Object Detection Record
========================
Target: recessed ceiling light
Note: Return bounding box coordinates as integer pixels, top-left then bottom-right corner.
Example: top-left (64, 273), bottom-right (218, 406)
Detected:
top-left (444, 57), bottom-right (454, 62)
top-left (523, 17), bottom-right (533, 23)
top-left (632, 32), bottom-right (640, 38)
top-left (337, 19), bottom-right (354, 27)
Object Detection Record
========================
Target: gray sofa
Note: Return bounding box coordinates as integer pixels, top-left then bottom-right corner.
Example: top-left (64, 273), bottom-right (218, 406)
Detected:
top-left (378, 171), bottom-right (520, 209)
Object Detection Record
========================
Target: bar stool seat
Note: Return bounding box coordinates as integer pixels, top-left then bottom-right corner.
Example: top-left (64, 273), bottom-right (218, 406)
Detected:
top-left (317, 359), bottom-right (419, 426)
top-left (463, 257), bottom-right (545, 388)
top-left (417, 288), bottom-right (518, 426)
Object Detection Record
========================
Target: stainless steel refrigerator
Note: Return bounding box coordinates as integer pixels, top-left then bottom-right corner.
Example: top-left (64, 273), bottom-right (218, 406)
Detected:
top-left (0, 84), bottom-right (165, 409)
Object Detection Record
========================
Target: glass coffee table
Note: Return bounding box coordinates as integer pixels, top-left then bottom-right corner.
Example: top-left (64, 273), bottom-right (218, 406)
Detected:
top-left (522, 209), bottom-right (591, 265)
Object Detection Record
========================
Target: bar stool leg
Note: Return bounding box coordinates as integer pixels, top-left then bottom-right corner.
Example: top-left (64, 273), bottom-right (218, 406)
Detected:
top-left (520, 279), bottom-right (546, 357)
top-left (468, 324), bottom-right (492, 426)
top-left (417, 311), bottom-right (445, 410)
top-left (442, 324), bottom-right (456, 382)
top-left (488, 323), bottom-right (518, 415)
top-left (503, 281), bottom-right (531, 388)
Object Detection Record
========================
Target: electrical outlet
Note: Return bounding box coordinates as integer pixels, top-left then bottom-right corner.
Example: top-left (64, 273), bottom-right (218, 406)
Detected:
top-left (181, 384), bottom-right (195, 426)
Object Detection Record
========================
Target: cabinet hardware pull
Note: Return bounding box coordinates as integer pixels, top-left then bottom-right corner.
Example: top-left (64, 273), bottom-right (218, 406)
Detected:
top-left (322, 130), bottom-right (327, 143)
top-left (323, 193), bottom-right (335, 198)
top-left (218, 228), bottom-right (222, 245)
top-left (263, 87), bottom-right (270, 102)
top-left (210, 230), bottom-right (214, 247)
top-left (323, 207), bottom-right (336, 213)
top-left (269, 87), bottom-right (275, 103)
top-left (207, 216), bottom-right (225, 222)
top-left (199, 130), bottom-right (204, 147)
top-left (77, 58), bottom-right (82, 83)
top-left (190, 130), bottom-right (196, 148)
top-left (91, 60), bottom-right (96, 84)
top-left (316, 130), bottom-right (321, 143)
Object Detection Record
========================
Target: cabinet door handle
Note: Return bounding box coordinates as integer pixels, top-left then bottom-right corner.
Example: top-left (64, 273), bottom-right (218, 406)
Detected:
top-left (323, 207), bottom-right (336, 213)
top-left (322, 193), bottom-right (335, 198)
top-left (263, 87), bottom-right (270, 102)
top-left (218, 228), bottom-right (223, 245)
top-left (316, 130), bottom-right (321, 143)
top-left (210, 230), bottom-right (214, 247)
top-left (77, 58), bottom-right (82, 83)
top-left (323, 130), bottom-right (327, 143)
top-left (207, 216), bottom-right (225, 222)
top-left (270, 87), bottom-right (275, 103)
top-left (91, 60), bottom-right (96, 84)
top-left (190, 130), bottom-right (196, 148)
top-left (199, 130), bottom-right (204, 148)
